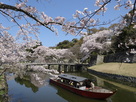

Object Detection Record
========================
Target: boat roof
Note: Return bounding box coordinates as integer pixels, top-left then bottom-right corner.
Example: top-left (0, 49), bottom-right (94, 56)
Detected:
top-left (59, 74), bottom-right (87, 82)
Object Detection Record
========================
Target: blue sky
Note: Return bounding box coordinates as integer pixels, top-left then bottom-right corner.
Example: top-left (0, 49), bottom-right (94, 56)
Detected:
top-left (0, 0), bottom-right (131, 47)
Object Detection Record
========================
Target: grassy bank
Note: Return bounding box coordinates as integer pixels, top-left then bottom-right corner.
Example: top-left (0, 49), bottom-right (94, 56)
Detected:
top-left (88, 63), bottom-right (136, 77)
top-left (0, 69), bottom-right (7, 98)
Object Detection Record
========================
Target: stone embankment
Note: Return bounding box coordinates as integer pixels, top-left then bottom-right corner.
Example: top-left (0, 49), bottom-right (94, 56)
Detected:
top-left (87, 52), bottom-right (136, 87)
top-left (0, 68), bottom-right (8, 101)
top-left (89, 52), bottom-right (136, 66)
top-left (88, 69), bottom-right (136, 87)
top-left (88, 63), bottom-right (136, 87)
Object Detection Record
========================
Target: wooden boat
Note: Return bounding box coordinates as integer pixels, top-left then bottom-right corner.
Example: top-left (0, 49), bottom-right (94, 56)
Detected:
top-left (49, 74), bottom-right (116, 100)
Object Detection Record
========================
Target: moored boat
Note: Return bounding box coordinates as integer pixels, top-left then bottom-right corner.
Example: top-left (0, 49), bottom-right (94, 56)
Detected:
top-left (49, 74), bottom-right (116, 99)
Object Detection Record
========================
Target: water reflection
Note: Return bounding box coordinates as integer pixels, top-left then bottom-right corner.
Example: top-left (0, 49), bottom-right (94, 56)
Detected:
top-left (69, 72), bottom-right (136, 102)
top-left (15, 77), bottom-right (39, 93)
top-left (6, 71), bottom-right (136, 102)
top-left (14, 72), bottom-right (50, 93)
top-left (50, 84), bottom-right (106, 102)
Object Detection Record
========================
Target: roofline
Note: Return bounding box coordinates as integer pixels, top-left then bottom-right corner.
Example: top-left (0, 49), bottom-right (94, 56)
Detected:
top-left (58, 74), bottom-right (87, 82)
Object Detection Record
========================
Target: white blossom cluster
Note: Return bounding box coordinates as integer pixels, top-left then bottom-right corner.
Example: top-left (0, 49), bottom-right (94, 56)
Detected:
top-left (80, 30), bottom-right (114, 55)
top-left (31, 46), bottom-right (75, 63)
top-left (0, 24), bottom-right (75, 66)
top-left (0, 24), bottom-right (41, 65)
top-left (0, 25), bottom-right (24, 64)
top-left (114, 0), bottom-right (133, 10)
top-left (29, 66), bottom-right (59, 74)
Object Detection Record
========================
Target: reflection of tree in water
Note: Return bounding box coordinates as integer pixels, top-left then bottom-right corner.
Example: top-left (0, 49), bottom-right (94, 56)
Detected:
top-left (13, 72), bottom-right (49, 93)
top-left (15, 77), bottom-right (38, 93)
top-left (30, 73), bottom-right (47, 88)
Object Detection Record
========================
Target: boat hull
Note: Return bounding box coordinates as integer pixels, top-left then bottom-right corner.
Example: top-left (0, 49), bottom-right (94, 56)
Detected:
top-left (50, 78), bottom-right (116, 99)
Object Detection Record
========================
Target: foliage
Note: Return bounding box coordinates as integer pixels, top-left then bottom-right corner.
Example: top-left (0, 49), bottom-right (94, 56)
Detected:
top-left (111, 25), bottom-right (136, 52)
top-left (111, 9), bottom-right (136, 53)
top-left (69, 38), bottom-right (83, 62)
top-left (88, 27), bottom-right (108, 35)
top-left (55, 38), bottom-right (79, 49)
top-left (26, 42), bottom-right (42, 53)
top-left (124, 9), bottom-right (136, 26)
top-left (0, 90), bottom-right (6, 95)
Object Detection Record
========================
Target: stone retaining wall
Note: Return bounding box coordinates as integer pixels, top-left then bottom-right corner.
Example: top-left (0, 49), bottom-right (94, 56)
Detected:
top-left (88, 69), bottom-right (136, 87)
top-left (104, 52), bottom-right (136, 63)
top-left (88, 55), bottom-right (97, 66)
top-left (88, 52), bottom-right (136, 67)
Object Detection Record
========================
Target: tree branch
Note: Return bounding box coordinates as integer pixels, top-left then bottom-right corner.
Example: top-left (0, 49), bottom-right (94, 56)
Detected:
top-left (0, 10), bottom-right (24, 32)
top-left (0, 3), bottom-right (54, 32)
top-left (0, 68), bottom-right (8, 76)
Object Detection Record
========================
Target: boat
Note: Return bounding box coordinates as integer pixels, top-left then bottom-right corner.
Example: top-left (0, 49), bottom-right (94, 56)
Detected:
top-left (49, 74), bottom-right (116, 100)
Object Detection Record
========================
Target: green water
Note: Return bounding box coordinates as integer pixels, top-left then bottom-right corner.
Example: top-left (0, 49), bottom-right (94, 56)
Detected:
top-left (6, 72), bottom-right (136, 102)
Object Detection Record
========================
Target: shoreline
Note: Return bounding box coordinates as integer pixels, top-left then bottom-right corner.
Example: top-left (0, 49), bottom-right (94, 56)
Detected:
top-left (88, 63), bottom-right (136, 77)
top-left (0, 69), bottom-right (8, 101)
top-left (87, 63), bottom-right (136, 87)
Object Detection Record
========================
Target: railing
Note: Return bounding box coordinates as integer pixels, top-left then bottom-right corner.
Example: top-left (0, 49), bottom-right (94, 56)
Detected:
top-left (26, 63), bottom-right (89, 66)
top-left (25, 63), bottom-right (89, 72)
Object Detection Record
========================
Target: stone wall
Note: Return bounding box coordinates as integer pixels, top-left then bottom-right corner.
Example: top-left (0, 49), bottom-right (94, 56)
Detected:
top-left (104, 52), bottom-right (136, 63)
top-left (96, 55), bottom-right (104, 64)
top-left (88, 69), bottom-right (136, 87)
top-left (87, 52), bottom-right (136, 87)
top-left (88, 55), bottom-right (97, 66)
top-left (88, 52), bottom-right (136, 66)
top-left (88, 55), bottom-right (105, 66)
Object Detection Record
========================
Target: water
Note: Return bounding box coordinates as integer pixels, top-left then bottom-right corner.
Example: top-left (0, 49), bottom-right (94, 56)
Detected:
top-left (6, 72), bottom-right (136, 102)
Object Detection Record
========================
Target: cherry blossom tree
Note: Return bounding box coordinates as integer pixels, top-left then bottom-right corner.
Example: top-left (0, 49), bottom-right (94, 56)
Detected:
top-left (80, 30), bottom-right (114, 57)
top-left (0, 25), bottom-right (41, 75)
top-left (30, 46), bottom-right (75, 63)
top-left (0, 0), bottom-right (136, 73)
top-left (0, 24), bottom-right (24, 64)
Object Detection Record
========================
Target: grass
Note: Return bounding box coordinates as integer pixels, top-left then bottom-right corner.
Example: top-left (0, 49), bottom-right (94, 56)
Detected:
top-left (0, 90), bottom-right (6, 95)
top-left (88, 63), bottom-right (136, 77)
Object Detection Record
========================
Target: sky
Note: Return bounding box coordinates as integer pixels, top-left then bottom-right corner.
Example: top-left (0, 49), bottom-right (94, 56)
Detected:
top-left (0, 0), bottom-right (131, 47)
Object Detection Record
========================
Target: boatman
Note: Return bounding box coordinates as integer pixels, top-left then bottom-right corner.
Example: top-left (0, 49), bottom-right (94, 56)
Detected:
top-left (85, 79), bottom-right (95, 89)
top-left (90, 82), bottom-right (95, 89)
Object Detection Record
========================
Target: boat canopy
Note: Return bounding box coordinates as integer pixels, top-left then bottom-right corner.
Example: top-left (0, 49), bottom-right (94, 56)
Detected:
top-left (59, 74), bottom-right (87, 82)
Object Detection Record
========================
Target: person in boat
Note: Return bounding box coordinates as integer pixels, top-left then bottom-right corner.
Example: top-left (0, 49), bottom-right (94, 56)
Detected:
top-left (76, 82), bottom-right (80, 88)
top-left (90, 81), bottom-right (95, 89)
top-left (84, 79), bottom-right (95, 89)
top-left (69, 81), bottom-right (74, 86)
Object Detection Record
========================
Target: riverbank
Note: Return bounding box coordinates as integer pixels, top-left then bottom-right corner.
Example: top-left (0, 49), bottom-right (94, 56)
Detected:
top-left (88, 63), bottom-right (136, 77)
top-left (88, 63), bottom-right (136, 87)
top-left (0, 69), bottom-right (8, 101)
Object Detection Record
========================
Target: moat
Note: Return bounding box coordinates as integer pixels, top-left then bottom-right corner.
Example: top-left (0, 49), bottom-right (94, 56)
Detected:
top-left (2, 70), bottom-right (136, 102)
